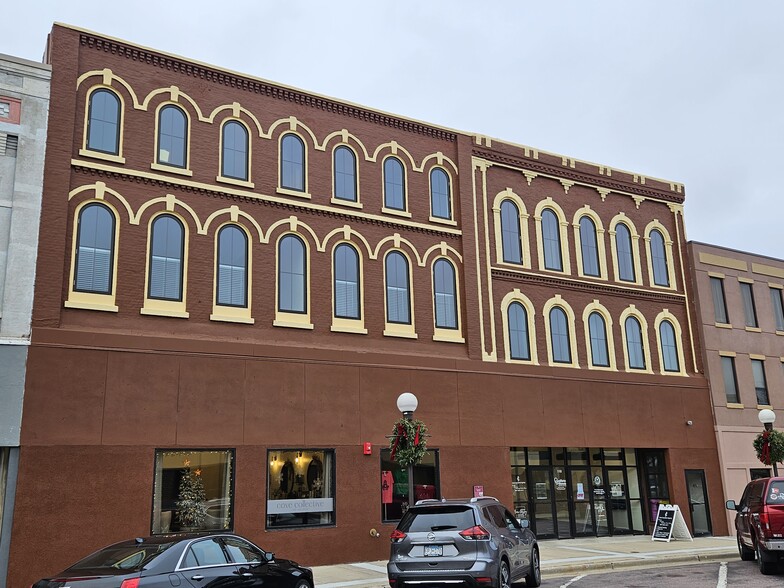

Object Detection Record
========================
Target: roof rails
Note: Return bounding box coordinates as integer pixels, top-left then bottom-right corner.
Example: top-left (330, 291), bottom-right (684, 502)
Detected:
top-left (470, 496), bottom-right (500, 503)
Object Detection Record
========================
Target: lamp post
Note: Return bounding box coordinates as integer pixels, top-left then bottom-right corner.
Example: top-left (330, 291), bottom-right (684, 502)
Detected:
top-left (397, 392), bottom-right (418, 509)
top-left (759, 409), bottom-right (778, 476)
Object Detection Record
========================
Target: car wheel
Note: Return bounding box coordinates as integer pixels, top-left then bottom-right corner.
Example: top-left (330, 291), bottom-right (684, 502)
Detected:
top-left (294, 580), bottom-right (312, 588)
top-left (756, 542), bottom-right (777, 575)
top-left (524, 547), bottom-right (541, 587)
top-left (498, 559), bottom-right (511, 588)
top-left (737, 534), bottom-right (754, 561)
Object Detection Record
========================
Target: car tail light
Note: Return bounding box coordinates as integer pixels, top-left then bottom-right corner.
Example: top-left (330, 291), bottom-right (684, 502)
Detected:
top-left (459, 525), bottom-right (491, 540)
top-left (475, 577), bottom-right (493, 584)
top-left (120, 579), bottom-right (141, 588)
top-left (390, 529), bottom-right (407, 543)
top-left (760, 511), bottom-right (770, 531)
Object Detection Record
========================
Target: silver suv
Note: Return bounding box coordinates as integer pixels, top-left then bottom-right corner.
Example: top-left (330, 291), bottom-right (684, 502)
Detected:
top-left (387, 497), bottom-right (540, 588)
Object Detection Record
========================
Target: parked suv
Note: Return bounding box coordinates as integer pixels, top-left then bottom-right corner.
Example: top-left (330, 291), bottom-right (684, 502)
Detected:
top-left (726, 476), bottom-right (784, 575)
top-left (387, 497), bottom-right (540, 588)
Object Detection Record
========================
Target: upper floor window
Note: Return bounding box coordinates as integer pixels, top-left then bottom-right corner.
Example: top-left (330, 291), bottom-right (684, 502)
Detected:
top-left (334, 243), bottom-right (360, 319)
top-left (216, 225), bottom-right (248, 308)
top-left (771, 287), bottom-right (784, 331)
top-left (752, 359), bottom-right (769, 405)
top-left (149, 215), bottom-right (185, 301)
top-left (588, 312), bottom-right (610, 367)
top-left (710, 276), bottom-right (729, 324)
top-left (549, 307), bottom-right (571, 363)
top-left (384, 157), bottom-right (406, 211)
top-left (278, 235), bottom-right (307, 313)
top-left (430, 168), bottom-right (451, 220)
top-left (87, 89), bottom-right (121, 155)
top-left (624, 316), bottom-right (646, 369)
top-left (500, 200), bottom-right (522, 264)
top-left (615, 223), bottom-right (635, 282)
top-left (740, 282), bottom-right (758, 328)
top-left (157, 105), bottom-right (187, 168)
top-left (650, 229), bottom-right (669, 286)
top-left (334, 146), bottom-right (357, 202)
top-left (74, 203), bottom-right (115, 294)
top-left (659, 320), bottom-right (680, 372)
top-left (433, 259), bottom-right (457, 329)
top-left (721, 356), bottom-right (740, 404)
top-left (385, 251), bottom-right (411, 324)
top-left (542, 209), bottom-right (563, 271)
top-left (281, 134), bottom-right (305, 192)
top-left (508, 302), bottom-right (530, 361)
top-left (221, 121), bottom-right (249, 181)
top-left (579, 216), bottom-right (600, 277)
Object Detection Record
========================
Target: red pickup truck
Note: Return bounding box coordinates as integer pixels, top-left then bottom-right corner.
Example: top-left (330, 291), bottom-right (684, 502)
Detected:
top-left (726, 477), bottom-right (784, 575)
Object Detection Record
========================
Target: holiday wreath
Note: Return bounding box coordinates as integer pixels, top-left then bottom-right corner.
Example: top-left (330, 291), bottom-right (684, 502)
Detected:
top-left (753, 429), bottom-right (784, 467)
top-left (390, 417), bottom-right (429, 467)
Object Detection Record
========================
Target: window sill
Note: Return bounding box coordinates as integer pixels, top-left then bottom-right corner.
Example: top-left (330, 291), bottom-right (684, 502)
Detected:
top-left (714, 322), bottom-right (733, 329)
top-left (496, 260), bottom-right (528, 270)
top-left (549, 361), bottom-right (582, 369)
top-left (757, 404), bottom-right (774, 410)
top-left (64, 298), bottom-right (118, 313)
top-left (151, 162), bottom-right (193, 176)
top-left (277, 187), bottom-right (312, 199)
top-left (216, 175), bottom-right (255, 189)
top-left (587, 364), bottom-right (617, 372)
top-left (658, 370), bottom-right (688, 377)
top-left (210, 312), bottom-right (255, 325)
top-left (381, 207), bottom-right (412, 219)
top-left (273, 317), bottom-right (314, 330)
top-left (505, 358), bottom-right (539, 366)
top-left (140, 306), bottom-right (189, 319)
top-left (330, 197), bottom-right (362, 209)
top-left (78, 148), bottom-right (125, 165)
top-left (433, 329), bottom-right (465, 344)
top-left (776, 330), bottom-right (784, 336)
top-left (725, 403), bottom-right (745, 409)
top-left (429, 215), bottom-right (457, 227)
top-left (330, 322), bottom-right (368, 335)
top-left (383, 324), bottom-right (418, 339)
top-left (745, 326), bottom-right (762, 333)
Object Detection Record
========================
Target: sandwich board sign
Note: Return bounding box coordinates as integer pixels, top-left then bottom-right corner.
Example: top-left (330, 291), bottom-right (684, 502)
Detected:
top-left (652, 504), bottom-right (693, 542)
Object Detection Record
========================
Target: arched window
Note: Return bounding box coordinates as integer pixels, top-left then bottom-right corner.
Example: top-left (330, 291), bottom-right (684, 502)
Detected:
top-left (549, 307), bottom-right (571, 363)
top-left (615, 223), bottom-right (635, 282)
top-left (149, 215), bottom-right (184, 301)
top-left (433, 259), bottom-right (457, 329)
top-left (659, 320), bottom-right (680, 372)
top-left (384, 157), bottom-right (406, 211)
top-left (281, 133), bottom-right (305, 191)
top-left (508, 302), bottom-right (530, 360)
top-left (385, 251), bottom-right (410, 324)
top-left (221, 121), bottom-right (249, 181)
top-left (334, 146), bottom-right (357, 202)
top-left (74, 203), bottom-right (115, 294)
top-left (588, 312), bottom-right (610, 367)
top-left (625, 316), bottom-right (646, 369)
top-left (500, 200), bottom-right (522, 264)
top-left (157, 105), bottom-right (187, 167)
top-left (650, 229), bottom-right (669, 287)
top-left (579, 216), bottom-right (600, 277)
top-left (542, 209), bottom-right (563, 271)
top-left (278, 235), bottom-right (307, 313)
top-left (87, 89), bottom-right (121, 154)
top-left (430, 168), bottom-right (451, 220)
top-left (216, 225), bottom-right (248, 307)
top-left (334, 243), bottom-right (360, 319)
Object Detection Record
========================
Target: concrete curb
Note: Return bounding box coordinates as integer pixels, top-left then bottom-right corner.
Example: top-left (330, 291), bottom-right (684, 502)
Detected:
top-left (543, 549), bottom-right (737, 577)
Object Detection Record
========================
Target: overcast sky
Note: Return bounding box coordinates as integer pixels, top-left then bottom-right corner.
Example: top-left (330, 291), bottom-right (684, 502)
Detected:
top-left (4, 1), bottom-right (781, 259)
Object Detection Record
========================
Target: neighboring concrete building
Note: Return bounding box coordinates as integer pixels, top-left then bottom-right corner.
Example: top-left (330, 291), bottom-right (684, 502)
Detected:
top-left (688, 242), bottom-right (784, 530)
top-left (0, 53), bottom-right (50, 582)
top-left (9, 23), bottom-right (725, 585)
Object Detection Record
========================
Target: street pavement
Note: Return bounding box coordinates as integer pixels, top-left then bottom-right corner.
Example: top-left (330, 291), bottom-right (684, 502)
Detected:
top-left (312, 535), bottom-right (739, 588)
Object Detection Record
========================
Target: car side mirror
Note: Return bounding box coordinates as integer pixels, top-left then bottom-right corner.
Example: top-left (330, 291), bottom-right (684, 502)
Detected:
top-left (518, 519), bottom-right (530, 529)
top-left (265, 552), bottom-right (275, 562)
top-left (725, 500), bottom-right (737, 511)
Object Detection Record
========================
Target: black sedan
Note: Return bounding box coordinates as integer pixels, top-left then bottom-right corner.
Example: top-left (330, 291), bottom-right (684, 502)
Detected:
top-left (32, 533), bottom-right (314, 588)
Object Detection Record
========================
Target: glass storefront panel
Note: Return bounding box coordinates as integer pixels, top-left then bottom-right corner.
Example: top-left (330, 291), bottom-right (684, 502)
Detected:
top-left (381, 448), bottom-right (439, 522)
top-left (530, 467), bottom-right (555, 538)
top-left (527, 447), bottom-right (551, 466)
top-left (571, 468), bottom-right (594, 535)
top-left (267, 449), bottom-right (335, 528)
top-left (607, 468), bottom-right (630, 532)
top-left (567, 447), bottom-right (588, 466)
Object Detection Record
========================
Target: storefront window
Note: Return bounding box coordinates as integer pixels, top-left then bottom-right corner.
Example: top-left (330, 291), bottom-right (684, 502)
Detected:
top-left (152, 449), bottom-right (234, 535)
top-left (381, 448), bottom-right (439, 522)
top-left (267, 449), bottom-right (334, 528)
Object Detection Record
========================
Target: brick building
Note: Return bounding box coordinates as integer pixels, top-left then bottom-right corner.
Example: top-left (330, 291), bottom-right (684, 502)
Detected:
top-left (9, 23), bottom-right (726, 586)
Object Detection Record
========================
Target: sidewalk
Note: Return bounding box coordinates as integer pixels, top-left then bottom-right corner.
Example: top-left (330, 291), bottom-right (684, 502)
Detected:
top-left (312, 535), bottom-right (738, 588)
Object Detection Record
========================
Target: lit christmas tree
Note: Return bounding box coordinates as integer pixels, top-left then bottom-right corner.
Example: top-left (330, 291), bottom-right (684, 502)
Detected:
top-left (176, 466), bottom-right (207, 529)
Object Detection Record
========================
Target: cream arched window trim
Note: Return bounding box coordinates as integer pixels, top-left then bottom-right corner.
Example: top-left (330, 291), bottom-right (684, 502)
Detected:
top-left (331, 240), bottom-right (367, 335)
top-left (542, 295), bottom-right (579, 368)
top-left (572, 206), bottom-right (607, 280)
top-left (80, 85), bottom-right (126, 164)
top-left (534, 198), bottom-right (571, 274)
top-left (582, 300), bottom-right (617, 371)
top-left (619, 305), bottom-right (653, 373)
top-left (210, 222), bottom-right (254, 325)
top-left (500, 289), bottom-right (539, 365)
top-left (492, 189), bottom-right (531, 268)
top-left (383, 248), bottom-right (417, 339)
top-left (431, 256), bottom-right (464, 343)
top-left (151, 102), bottom-right (193, 177)
top-left (65, 199), bottom-right (121, 313)
top-left (277, 131), bottom-right (311, 199)
top-left (608, 214), bottom-right (643, 285)
top-left (274, 231), bottom-right (313, 330)
top-left (141, 211), bottom-right (190, 319)
top-left (331, 143), bottom-right (362, 209)
top-left (654, 310), bottom-right (687, 376)
top-left (217, 118), bottom-right (254, 189)
top-left (428, 166), bottom-right (457, 226)
top-left (644, 220), bottom-right (677, 290)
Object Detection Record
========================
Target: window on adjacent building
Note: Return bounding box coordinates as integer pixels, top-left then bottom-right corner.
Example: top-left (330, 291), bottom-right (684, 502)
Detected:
top-left (752, 359), bottom-right (770, 405)
top-left (149, 215), bottom-right (184, 301)
top-left (433, 259), bottom-right (457, 329)
top-left (384, 157), bottom-right (406, 211)
top-left (87, 89), bottom-right (121, 155)
top-left (588, 312), bottom-right (610, 367)
top-left (267, 449), bottom-right (334, 528)
top-left (650, 229), bottom-right (669, 286)
top-left (579, 217), bottom-right (600, 277)
top-left (740, 282), bottom-right (758, 328)
top-left (281, 134), bottom-right (305, 191)
top-left (152, 449), bottom-right (234, 534)
top-left (549, 307), bottom-right (571, 363)
top-left (74, 203), bottom-right (115, 294)
top-left (710, 277), bottom-right (729, 323)
top-left (216, 225), bottom-right (248, 308)
top-left (625, 316), bottom-right (645, 369)
top-left (157, 105), bottom-right (187, 167)
top-left (615, 223), bottom-right (635, 282)
top-left (430, 168), bottom-right (451, 220)
top-left (771, 288), bottom-right (784, 331)
top-left (500, 200), bottom-right (522, 264)
top-left (659, 320), bottom-right (680, 372)
top-left (721, 356), bottom-right (739, 404)
top-left (221, 121), bottom-right (249, 181)
top-left (542, 209), bottom-right (563, 271)
top-left (381, 448), bottom-right (439, 522)
top-left (278, 235), bottom-right (307, 313)
top-left (508, 302), bottom-right (530, 361)
top-left (334, 243), bottom-right (360, 319)
top-left (333, 146), bottom-right (357, 202)
top-left (385, 251), bottom-right (411, 324)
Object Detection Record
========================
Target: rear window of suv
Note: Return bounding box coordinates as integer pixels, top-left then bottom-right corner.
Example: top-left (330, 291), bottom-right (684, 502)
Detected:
top-left (399, 506), bottom-right (476, 532)
top-left (766, 481), bottom-right (784, 504)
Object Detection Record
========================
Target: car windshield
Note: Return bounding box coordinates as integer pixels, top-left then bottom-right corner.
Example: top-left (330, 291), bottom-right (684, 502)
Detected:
top-left (70, 542), bottom-right (176, 570)
top-left (399, 506), bottom-right (475, 532)
top-left (766, 481), bottom-right (784, 504)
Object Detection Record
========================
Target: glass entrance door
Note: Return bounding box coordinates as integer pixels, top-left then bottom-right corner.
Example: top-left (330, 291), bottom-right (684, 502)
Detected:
top-left (606, 467), bottom-right (631, 534)
top-left (529, 467), bottom-right (556, 538)
top-left (685, 469), bottom-right (712, 536)
top-left (570, 468), bottom-right (594, 536)
top-left (591, 466), bottom-right (609, 536)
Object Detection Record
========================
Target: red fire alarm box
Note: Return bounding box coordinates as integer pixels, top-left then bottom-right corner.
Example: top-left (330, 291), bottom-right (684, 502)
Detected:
top-left (363, 442), bottom-right (372, 455)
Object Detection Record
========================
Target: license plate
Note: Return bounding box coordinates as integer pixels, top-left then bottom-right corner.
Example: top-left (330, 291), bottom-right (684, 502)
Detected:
top-left (424, 545), bottom-right (443, 557)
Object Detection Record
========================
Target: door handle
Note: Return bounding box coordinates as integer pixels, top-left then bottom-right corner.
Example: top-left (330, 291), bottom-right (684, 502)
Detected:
top-left (191, 575), bottom-right (205, 581)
